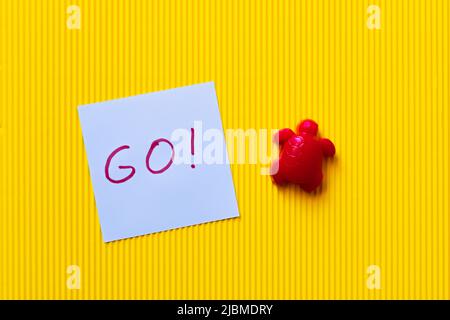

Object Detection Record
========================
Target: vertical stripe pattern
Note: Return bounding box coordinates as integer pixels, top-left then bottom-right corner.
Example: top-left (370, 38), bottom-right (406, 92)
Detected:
top-left (0, 0), bottom-right (448, 299)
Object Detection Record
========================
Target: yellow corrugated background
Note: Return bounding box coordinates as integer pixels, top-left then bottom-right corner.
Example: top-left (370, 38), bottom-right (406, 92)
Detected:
top-left (0, 0), bottom-right (448, 299)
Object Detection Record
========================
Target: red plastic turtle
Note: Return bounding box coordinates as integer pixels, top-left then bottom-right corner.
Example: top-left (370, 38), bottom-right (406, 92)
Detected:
top-left (270, 119), bottom-right (335, 192)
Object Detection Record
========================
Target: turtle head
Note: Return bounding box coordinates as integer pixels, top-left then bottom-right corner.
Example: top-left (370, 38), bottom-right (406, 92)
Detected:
top-left (297, 119), bottom-right (318, 136)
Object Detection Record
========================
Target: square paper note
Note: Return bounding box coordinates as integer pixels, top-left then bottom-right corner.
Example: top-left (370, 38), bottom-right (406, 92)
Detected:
top-left (78, 82), bottom-right (239, 242)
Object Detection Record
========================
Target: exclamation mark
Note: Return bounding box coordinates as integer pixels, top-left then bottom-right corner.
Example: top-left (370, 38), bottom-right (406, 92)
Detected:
top-left (190, 128), bottom-right (195, 168)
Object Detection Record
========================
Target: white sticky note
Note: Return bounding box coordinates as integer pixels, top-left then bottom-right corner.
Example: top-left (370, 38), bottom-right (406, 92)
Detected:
top-left (78, 82), bottom-right (239, 242)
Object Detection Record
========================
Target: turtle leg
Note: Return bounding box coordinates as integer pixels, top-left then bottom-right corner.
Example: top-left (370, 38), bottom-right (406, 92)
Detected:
top-left (270, 159), bottom-right (287, 185)
top-left (320, 138), bottom-right (335, 157)
top-left (273, 128), bottom-right (295, 145)
top-left (301, 172), bottom-right (323, 192)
